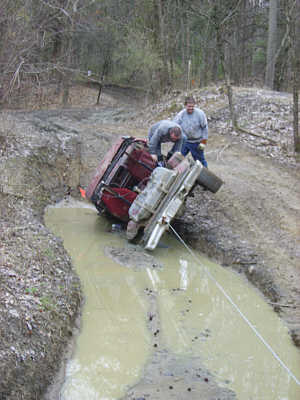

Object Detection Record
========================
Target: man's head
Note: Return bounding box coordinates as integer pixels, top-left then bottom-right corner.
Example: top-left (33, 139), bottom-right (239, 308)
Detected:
top-left (184, 96), bottom-right (196, 114)
top-left (169, 126), bottom-right (181, 142)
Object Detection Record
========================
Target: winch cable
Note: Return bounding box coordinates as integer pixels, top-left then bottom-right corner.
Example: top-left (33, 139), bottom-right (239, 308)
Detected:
top-left (168, 223), bottom-right (300, 386)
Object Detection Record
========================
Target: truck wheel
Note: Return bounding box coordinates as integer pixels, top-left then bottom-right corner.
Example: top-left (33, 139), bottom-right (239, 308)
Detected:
top-left (196, 168), bottom-right (223, 193)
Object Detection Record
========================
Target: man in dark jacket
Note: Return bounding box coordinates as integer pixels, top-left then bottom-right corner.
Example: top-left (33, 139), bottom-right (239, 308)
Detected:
top-left (148, 120), bottom-right (185, 165)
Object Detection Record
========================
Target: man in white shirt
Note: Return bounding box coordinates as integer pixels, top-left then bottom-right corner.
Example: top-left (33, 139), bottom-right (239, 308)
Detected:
top-left (173, 96), bottom-right (208, 167)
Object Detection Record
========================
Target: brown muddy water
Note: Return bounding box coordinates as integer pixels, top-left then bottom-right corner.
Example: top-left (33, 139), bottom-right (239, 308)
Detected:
top-left (45, 200), bottom-right (300, 400)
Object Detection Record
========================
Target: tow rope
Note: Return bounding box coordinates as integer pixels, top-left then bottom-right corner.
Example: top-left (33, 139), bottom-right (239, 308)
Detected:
top-left (168, 224), bottom-right (300, 386)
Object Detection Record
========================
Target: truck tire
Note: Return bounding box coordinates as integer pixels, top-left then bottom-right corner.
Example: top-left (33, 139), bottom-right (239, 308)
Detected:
top-left (196, 168), bottom-right (223, 193)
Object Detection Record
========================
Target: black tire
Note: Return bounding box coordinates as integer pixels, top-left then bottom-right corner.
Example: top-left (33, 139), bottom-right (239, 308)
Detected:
top-left (196, 168), bottom-right (223, 193)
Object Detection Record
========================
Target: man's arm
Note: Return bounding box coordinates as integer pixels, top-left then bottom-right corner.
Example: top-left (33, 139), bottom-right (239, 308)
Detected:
top-left (148, 128), bottom-right (163, 159)
top-left (198, 110), bottom-right (208, 140)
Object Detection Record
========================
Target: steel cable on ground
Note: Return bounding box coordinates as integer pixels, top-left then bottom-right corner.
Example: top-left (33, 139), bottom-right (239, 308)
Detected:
top-left (168, 223), bottom-right (300, 386)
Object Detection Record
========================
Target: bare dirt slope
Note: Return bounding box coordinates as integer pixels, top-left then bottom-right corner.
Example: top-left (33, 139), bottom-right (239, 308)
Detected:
top-left (184, 134), bottom-right (300, 342)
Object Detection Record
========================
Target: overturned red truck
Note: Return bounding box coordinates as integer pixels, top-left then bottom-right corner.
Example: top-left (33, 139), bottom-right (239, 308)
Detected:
top-left (85, 136), bottom-right (223, 250)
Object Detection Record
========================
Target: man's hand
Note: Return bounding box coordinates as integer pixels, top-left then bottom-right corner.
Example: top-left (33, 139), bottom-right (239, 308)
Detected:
top-left (166, 151), bottom-right (173, 160)
top-left (151, 154), bottom-right (158, 162)
top-left (198, 142), bottom-right (206, 150)
top-left (155, 154), bottom-right (165, 167)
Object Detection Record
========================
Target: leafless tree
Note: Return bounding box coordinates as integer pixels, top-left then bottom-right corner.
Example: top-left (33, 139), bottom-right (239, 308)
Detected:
top-left (291, 0), bottom-right (300, 153)
top-left (0, 0), bottom-right (297, 107)
top-left (265, 0), bottom-right (278, 88)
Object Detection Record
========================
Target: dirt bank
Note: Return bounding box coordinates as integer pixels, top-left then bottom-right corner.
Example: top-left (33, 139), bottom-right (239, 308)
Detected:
top-left (0, 85), bottom-right (299, 399)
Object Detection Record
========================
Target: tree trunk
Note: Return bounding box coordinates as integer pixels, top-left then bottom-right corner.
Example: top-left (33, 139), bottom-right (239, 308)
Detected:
top-left (293, 82), bottom-right (299, 153)
top-left (235, 0), bottom-right (248, 84)
top-left (185, 21), bottom-right (191, 90)
top-left (62, 30), bottom-right (72, 106)
top-left (180, 6), bottom-right (186, 73)
top-left (96, 60), bottom-right (109, 105)
top-left (292, 0), bottom-right (300, 153)
top-left (226, 75), bottom-right (238, 130)
top-left (156, 0), bottom-right (170, 89)
top-left (217, 27), bottom-right (238, 130)
top-left (265, 0), bottom-right (278, 89)
top-left (186, 59), bottom-right (191, 92)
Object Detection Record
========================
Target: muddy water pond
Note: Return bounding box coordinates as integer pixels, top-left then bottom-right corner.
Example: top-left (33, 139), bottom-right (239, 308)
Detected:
top-left (45, 201), bottom-right (300, 400)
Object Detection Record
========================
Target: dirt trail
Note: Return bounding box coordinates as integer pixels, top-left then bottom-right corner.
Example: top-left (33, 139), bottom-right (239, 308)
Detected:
top-left (208, 133), bottom-right (299, 295)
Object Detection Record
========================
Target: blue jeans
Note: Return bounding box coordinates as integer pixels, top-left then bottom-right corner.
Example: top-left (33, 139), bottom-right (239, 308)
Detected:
top-left (181, 141), bottom-right (208, 168)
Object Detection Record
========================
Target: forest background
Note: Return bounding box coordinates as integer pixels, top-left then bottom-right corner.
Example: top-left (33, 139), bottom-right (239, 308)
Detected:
top-left (0, 0), bottom-right (299, 151)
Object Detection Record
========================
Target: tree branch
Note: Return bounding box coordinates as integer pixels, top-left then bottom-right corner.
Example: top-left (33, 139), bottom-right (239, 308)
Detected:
top-left (220, 0), bottom-right (243, 27)
top-left (8, 59), bottom-right (25, 94)
top-left (235, 125), bottom-right (278, 145)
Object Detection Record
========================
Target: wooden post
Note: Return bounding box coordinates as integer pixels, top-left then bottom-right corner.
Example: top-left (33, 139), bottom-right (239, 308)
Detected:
top-left (186, 59), bottom-right (191, 92)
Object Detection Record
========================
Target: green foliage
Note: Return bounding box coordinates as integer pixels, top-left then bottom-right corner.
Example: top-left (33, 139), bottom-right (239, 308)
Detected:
top-left (25, 287), bottom-right (38, 295)
top-left (112, 30), bottom-right (162, 85)
top-left (40, 296), bottom-right (54, 310)
top-left (253, 48), bottom-right (266, 65)
top-left (43, 247), bottom-right (56, 261)
top-left (253, 37), bottom-right (267, 66)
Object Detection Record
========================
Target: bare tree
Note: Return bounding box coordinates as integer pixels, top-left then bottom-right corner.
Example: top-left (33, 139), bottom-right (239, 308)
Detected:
top-left (265, 0), bottom-right (278, 88)
top-left (155, 0), bottom-right (171, 89)
top-left (291, 0), bottom-right (300, 153)
top-left (0, 0), bottom-right (296, 104)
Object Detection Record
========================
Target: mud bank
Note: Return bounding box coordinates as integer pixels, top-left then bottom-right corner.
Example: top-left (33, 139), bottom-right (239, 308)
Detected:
top-left (0, 110), bottom-right (84, 399)
top-left (0, 86), bottom-right (299, 399)
top-left (0, 99), bottom-right (148, 399)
